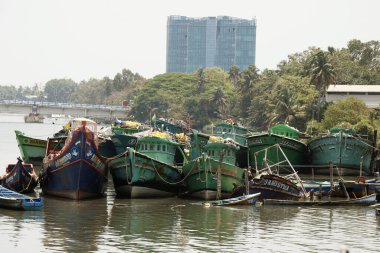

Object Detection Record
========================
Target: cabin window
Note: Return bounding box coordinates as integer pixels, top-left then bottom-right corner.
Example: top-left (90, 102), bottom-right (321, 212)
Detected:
top-left (145, 144), bottom-right (148, 150)
top-left (208, 150), bottom-right (211, 156)
top-left (211, 150), bottom-right (215, 156)
top-left (227, 150), bottom-right (230, 156)
top-left (150, 144), bottom-right (154, 150)
top-left (163, 145), bottom-right (166, 152)
top-left (157, 144), bottom-right (161, 151)
top-left (137, 144), bottom-right (141, 150)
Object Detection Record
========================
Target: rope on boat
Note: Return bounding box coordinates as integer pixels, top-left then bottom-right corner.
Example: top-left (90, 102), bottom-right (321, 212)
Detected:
top-left (148, 156), bottom-right (197, 185)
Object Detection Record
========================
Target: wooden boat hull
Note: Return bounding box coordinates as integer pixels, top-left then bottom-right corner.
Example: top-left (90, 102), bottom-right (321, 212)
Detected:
top-left (308, 134), bottom-right (374, 176)
top-left (40, 127), bottom-right (108, 200)
top-left (232, 174), bottom-right (303, 201)
top-left (110, 134), bottom-right (138, 155)
top-left (206, 193), bottom-right (261, 206)
top-left (263, 193), bottom-right (377, 206)
top-left (1, 159), bottom-right (38, 193)
top-left (108, 148), bottom-right (183, 198)
top-left (182, 156), bottom-right (244, 200)
top-left (247, 134), bottom-right (307, 169)
top-left (15, 130), bottom-right (47, 166)
top-left (0, 185), bottom-right (43, 210)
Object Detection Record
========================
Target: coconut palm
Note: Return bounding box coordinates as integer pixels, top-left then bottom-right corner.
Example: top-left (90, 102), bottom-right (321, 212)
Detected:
top-left (228, 65), bottom-right (240, 87)
top-left (268, 86), bottom-right (306, 128)
top-left (309, 50), bottom-right (336, 101)
top-left (210, 87), bottom-right (228, 118)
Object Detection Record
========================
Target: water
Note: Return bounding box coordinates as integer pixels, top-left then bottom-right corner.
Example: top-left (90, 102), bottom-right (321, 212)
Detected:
top-left (1, 114), bottom-right (380, 252)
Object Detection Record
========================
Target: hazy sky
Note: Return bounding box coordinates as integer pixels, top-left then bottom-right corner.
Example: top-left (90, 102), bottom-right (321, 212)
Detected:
top-left (0, 0), bottom-right (379, 87)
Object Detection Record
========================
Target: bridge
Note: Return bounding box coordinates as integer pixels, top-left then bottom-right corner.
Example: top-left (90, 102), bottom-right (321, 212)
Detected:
top-left (0, 100), bottom-right (130, 119)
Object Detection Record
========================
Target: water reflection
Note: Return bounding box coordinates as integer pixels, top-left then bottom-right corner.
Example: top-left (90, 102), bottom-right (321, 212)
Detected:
top-left (42, 196), bottom-right (108, 252)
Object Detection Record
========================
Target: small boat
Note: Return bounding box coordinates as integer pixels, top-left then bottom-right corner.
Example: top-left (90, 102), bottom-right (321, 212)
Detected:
top-left (15, 130), bottom-right (47, 166)
top-left (0, 185), bottom-right (43, 210)
top-left (40, 118), bottom-right (108, 200)
top-left (0, 158), bottom-right (38, 193)
top-left (24, 113), bottom-right (44, 123)
top-left (263, 193), bottom-right (377, 206)
top-left (232, 144), bottom-right (307, 201)
top-left (205, 192), bottom-right (261, 206)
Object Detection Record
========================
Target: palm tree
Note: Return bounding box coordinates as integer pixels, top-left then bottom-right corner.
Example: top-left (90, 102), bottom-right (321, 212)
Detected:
top-left (228, 65), bottom-right (240, 87)
top-left (268, 87), bottom-right (306, 128)
top-left (309, 50), bottom-right (336, 101)
top-left (237, 65), bottom-right (260, 95)
top-left (210, 87), bottom-right (228, 118)
top-left (196, 68), bottom-right (206, 93)
top-left (308, 50), bottom-right (336, 121)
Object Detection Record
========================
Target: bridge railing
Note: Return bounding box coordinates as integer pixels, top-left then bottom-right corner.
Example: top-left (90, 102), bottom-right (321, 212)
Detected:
top-left (0, 100), bottom-right (128, 111)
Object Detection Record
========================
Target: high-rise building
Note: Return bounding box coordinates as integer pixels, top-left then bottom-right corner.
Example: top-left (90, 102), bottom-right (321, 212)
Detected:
top-left (166, 16), bottom-right (256, 73)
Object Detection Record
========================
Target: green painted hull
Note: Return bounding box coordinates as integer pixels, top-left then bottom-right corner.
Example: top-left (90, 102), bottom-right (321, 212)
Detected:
top-left (308, 135), bottom-right (374, 176)
top-left (247, 134), bottom-right (307, 168)
top-left (182, 156), bottom-right (244, 200)
top-left (15, 130), bottom-right (47, 165)
top-left (110, 134), bottom-right (138, 155)
top-left (108, 149), bottom-right (184, 198)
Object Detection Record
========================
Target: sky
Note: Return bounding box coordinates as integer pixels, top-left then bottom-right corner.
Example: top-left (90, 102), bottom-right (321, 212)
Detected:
top-left (0, 0), bottom-right (379, 87)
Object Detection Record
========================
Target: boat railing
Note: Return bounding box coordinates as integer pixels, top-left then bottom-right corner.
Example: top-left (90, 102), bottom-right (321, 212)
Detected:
top-left (254, 143), bottom-right (308, 197)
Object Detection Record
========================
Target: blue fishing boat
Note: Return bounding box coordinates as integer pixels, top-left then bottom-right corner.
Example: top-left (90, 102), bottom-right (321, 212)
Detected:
top-left (40, 118), bottom-right (108, 200)
top-left (0, 157), bottom-right (38, 193)
top-left (0, 185), bottom-right (43, 210)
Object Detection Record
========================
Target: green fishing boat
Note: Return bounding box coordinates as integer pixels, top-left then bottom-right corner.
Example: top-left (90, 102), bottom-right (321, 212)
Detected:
top-left (247, 124), bottom-right (307, 170)
top-left (15, 130), bottom-right (47, 166)
top-left (107, 132), bottom-right (186, 198)
top-left (307, 128), bottom-right (375, 176)
top-left (109, 120), bottom-right (150, 154)
top-left (212, 121), bottom-right (250, 146)
top-left (182, 136), bottom-right (245, 200)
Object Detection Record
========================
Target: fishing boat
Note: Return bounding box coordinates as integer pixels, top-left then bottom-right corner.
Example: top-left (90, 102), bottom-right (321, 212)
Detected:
top-left (205, 192), bottom-right (261, 206)
top-left (263, 193), bottom-right (377, 206)
top-left (0, 185), bottom-right (43, 210)
top-left (15, 130), bottom-right (47, 166)
top-left (39, 118), bottom-right (108, 200)
top-left (212, 119), bottom-right (250, 146)
top-left (232, 144), bottom-right (307, 201)
top-left (24, 112), bottom-right (44, 123)
top-left (0, 158), bottom-right (38, 193)
top-left (107, 131), bottom-right (185, 198)
top-left (182, 135), bottom-right (245, 200)
top-left (308, 128), bottom-right (375, 176)
top-left (247, 124), bottom-right (307, 171)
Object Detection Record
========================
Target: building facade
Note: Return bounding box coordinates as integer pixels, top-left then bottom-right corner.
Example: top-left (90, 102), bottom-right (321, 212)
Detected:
top-left (166, 16), bottom-right (256, 73)
top-left (326, 85), bottom-right (380, 108)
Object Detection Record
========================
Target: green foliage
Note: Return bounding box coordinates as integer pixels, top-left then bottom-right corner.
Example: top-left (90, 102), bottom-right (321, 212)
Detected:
top-left (130, 68), bottom-right (235, 129)
top-left (44, 79), bottom-right (77, 103)
top-left (321, 97), bottom-right (370, 130)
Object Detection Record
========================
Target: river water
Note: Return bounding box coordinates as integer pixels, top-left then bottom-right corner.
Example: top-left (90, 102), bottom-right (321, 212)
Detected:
top-left (0, 114), bottom-right (379, 252)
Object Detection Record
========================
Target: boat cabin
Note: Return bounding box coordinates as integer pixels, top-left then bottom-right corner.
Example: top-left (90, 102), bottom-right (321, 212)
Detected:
top-left (204, 142), bottom-right (238, 165)
top-left (136, 136), bottom-right (183, 166)
top-left (269, 124), bottom-right (301, 140)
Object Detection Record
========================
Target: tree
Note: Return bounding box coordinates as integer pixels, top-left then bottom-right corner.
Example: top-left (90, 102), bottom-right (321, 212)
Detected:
top-left (308, 50), bottom-right (336, 120)
top-left (209, 87), bottom-right (228, 119)
top-left (196, 68), bottom-right (206, 93)
top-left (228, 65), bottom-right (240, 87)
top-left (44, 79), bottom-right (77, 103)
top-left (321, 97), bottom-right (369, 130)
